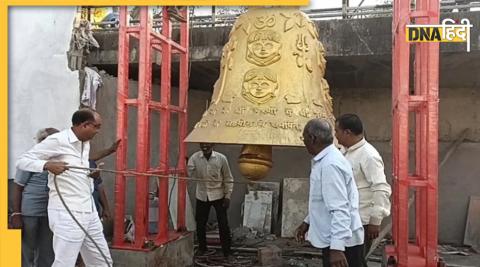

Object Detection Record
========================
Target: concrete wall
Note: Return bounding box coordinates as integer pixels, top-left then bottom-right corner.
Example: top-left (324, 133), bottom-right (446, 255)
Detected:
top-left (90, 11), bottom-right (480, 63)
top-left (88, 12), bottom-right (480, 91)
top-left (332, 87), bottom-right (480, 244)
top-left (94, 74), bottom-right (480, 244)
top-left (8, 7), bottom-right (79, 178)
top-left (331, 87), bottom-right (480, 142)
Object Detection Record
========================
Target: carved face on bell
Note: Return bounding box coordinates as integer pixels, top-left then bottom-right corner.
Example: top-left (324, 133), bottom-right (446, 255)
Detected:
top-left (246, 30), bottom-right (282, 66)
top-left (242, 69), bottom-right (278, 105)
top-left (248, 77), bottom-right (275, 98)
top-left (251, 39), bottom-right (279, 59)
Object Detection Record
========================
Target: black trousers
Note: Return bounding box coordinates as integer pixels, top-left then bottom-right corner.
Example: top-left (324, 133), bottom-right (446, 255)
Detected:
top-left (322, 244), bottom-right (365, 267)
top-left (195, 198), bottom-right (231, 256)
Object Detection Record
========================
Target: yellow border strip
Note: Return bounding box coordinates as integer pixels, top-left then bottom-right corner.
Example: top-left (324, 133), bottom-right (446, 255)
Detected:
top-left (1, 2), bottom-right (21, 266)
top-left (7, 0), bottom-right (308, 5)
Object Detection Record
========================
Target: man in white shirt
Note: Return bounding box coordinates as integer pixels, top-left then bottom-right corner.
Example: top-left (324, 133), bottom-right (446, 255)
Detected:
top-left (295, 119), bottom-right (364, 267)
top-left (335, 114), bottom-right (392, 261)
top-left (188, 143), bottom-right (234, 257)
top-left (16, 108), bottom-right (113, 267)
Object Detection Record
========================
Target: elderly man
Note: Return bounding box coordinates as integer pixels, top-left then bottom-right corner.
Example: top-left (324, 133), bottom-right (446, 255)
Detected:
top-left (335, 114), bottom-right (391, 259)
top-left (295, 119), bottom-right (364, 267)
top-left (188, 143), bottom-right (234, 257)
top-left (16, 108), bottom-right (113, 267)
top-left (12, 128), bottom-right (59, 267)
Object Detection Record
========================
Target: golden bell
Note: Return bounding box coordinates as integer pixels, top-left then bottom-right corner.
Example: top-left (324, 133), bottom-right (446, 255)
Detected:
top-left (186, 7), bottom-right (335, 180)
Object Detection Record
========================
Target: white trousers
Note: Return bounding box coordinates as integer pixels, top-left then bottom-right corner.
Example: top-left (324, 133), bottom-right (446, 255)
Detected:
top-left (48, 209), bottom-right (113, 267)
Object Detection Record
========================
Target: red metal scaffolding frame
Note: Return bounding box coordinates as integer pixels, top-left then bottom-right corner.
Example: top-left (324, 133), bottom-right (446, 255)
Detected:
top-left (387, 0), bottom-right (439, 266)
top-left (113, 6), bottom-right (189, 250)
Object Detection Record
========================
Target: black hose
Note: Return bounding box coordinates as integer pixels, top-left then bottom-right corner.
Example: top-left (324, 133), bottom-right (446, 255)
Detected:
top-left (53, 174), bottom-right (112, 267)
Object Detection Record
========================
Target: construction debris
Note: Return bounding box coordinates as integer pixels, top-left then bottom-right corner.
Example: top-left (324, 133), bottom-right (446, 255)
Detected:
top-left (194, 254), bottom-right (255, 267)
top-left (257, 245), bottom-right (282, 266)
top-left (438, 244), bottom-right (472, 256)
top-left (67, 19), bottom-right (99, 71)
top-left (285, 258), bottom-right (308, 267)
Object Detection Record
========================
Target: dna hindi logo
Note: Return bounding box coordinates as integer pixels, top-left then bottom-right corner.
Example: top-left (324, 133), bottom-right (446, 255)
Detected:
top-left (406, 18), bottom-right (473, 52)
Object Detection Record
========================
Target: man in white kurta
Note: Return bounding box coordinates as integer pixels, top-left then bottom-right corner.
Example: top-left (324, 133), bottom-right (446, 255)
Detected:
top-left (16, 109), bottom-right (112, 267)
top-left (335, 114), bottom-right (392, 261)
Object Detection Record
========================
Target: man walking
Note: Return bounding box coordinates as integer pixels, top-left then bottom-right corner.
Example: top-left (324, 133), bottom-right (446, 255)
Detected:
top-left (335, 114), bottom-right (391, 257)
top-left (188, 143), bottom-right (234, 257)
top-left (16, 108), bottom-right (113, 267)
top-left (295, 119), bottom-right (364, 267)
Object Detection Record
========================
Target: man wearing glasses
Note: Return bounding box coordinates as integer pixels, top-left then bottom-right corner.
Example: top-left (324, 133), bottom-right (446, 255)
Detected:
top-left (17, 108), bottom-right (113, 267)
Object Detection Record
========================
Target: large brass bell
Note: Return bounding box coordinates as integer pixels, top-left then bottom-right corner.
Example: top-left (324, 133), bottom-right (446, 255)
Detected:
top-left (186, 7), bottom-right (335, 180)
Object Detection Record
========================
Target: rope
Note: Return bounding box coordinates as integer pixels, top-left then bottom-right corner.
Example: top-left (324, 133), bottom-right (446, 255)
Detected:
top-left (51, 161), bottom-right (256, 267)
top-left (66, 165), bottom-right (260, 185)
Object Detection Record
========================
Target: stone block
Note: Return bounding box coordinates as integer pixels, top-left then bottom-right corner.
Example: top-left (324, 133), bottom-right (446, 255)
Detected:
top-left (281, 178), bottom-right (309, 238)
top-left (243, 191), bottom-right (273, 233)
top-left (111, 232), bottom-right (194, 267)
top-left (247, 182), bottom-right (281, 234)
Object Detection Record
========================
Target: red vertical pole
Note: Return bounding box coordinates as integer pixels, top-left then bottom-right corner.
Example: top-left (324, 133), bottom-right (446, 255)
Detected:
top-left (415, 107), bottom-right (428, 252)
top-left (113, 6), bottom-right (129, 247)
top-left (158, 7), bottom-right (172, 242)
top-left (393, 0), bottom-right (411, 264)
top-left (425, 1), bottom-right (440, 265)
top-left (415, 0), bottom-right (428, 251)
top-left (177, 7), bottom-right (189, 230)
top-left (391, 0), bottom-right (399, 244)
top-left (115, 5), bottom-right (190, 250)
top-left (391, 0), bottom-right (439, 265)
top-left (134, 6), bottom-right (152, 248)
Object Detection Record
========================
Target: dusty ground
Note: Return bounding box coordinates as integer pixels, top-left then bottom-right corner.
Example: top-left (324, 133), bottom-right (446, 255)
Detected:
top-left (440, 251), bottom-right (480, 267)
top-left (194, 237), bottom-right (480, 267)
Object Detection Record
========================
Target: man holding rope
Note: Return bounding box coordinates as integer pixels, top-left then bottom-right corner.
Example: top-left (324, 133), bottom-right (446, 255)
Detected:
top-left (16, 108), bottom-right (113, 267)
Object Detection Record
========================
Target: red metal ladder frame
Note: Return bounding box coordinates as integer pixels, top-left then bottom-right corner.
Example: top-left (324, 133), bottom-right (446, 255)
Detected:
top-left (113, 6), bottom-right (189, 250)
top-left (388, 0), bottom-right (439, 266)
